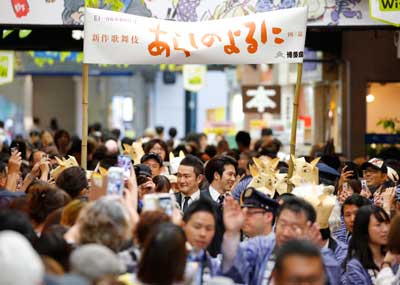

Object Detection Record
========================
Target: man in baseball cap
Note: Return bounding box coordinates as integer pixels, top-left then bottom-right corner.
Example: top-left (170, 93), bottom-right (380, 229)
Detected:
top-left (240, 187), bottom-right (279, 238)
top-left (361, 158), bottom-right (389, 194)
top-left (140, 153), bottom-right (163, 177)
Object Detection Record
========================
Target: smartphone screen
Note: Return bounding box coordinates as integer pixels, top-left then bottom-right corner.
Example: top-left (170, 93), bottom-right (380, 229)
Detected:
top-left (107, 167), bottom-right (125, 196)
top-left (158, 195), bottom-right (174, 216)
top-left (117, 155), bottom-right (132, 179)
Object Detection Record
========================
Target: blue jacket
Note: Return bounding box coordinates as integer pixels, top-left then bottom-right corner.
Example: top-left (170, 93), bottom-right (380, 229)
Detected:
top-left (223, 234), bottom-right (342, 285)
top-left (187, 250), bottom-right (221, 284)
top-left (328, 237), bottom-right (348, 266)
top-left (341, 258), bottom-right (374, 285)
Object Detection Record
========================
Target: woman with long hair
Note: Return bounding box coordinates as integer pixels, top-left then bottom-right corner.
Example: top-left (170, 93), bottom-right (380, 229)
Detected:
top-left (376, 214), bottom-right (400, 284)
top-left (342, 205), bottom-right (390, 284)
top-left (135, 223), bottom-right (187, 285)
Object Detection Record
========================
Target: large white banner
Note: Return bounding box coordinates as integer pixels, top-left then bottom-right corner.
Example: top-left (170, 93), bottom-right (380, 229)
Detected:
top-left (0, 0), bottom-right (385, 27)
top-left (84, 7), bottom-right (307, 64)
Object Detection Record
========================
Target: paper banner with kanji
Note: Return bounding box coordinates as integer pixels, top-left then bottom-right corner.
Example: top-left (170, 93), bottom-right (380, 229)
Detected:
top-left (83, 7), bottom-right (307, 65)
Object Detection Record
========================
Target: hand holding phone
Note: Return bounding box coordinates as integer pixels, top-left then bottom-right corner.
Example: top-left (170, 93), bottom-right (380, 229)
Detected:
top-left (118, 155), bottom-right (132, 179)
top-left (142, 193), bottom-right (176, 216)
top-left (107, 167), bottom-right (125, 196)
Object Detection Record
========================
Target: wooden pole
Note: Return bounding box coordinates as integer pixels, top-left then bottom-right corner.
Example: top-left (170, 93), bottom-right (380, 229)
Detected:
top-left (287, 63), bottom-right (303, 192)
top-left (81, 63), bottom-right (89, 170)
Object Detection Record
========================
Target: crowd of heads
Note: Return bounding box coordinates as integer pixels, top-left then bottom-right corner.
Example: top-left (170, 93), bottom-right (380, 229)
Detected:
top-left (0, 122), bottom-right (399, 285)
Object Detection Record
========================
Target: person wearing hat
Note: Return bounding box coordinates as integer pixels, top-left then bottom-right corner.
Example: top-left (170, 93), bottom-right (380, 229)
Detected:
top-left (361, 158), bottom-right (391, 197)
top-left (140, 152), bottom-right (163, 178)
top-left (239, 187), bottom-right (279, 238)
top-left (222, 196), bottom-right (341, 285)
top-left (134, 164), bottom-right (155, 200)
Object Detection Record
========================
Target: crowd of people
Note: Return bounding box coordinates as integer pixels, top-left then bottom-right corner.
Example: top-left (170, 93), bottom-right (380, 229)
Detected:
top-left (0, 122), bottom-right (399, 285)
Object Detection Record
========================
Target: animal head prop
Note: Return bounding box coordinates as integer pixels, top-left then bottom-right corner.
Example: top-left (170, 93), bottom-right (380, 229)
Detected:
top-left (169, 151), bottom-right (185, 174)
top-left (274, 173), bottom-right (289, 195)
top-left (247, 157), bottom-right (279, 197)
top-left (123, 141), bottom-right (145, 165)
top-left (292, 184), bottom-right (337, 229)
top-left (50, 155), bottom-right (79, 180)
top-left (289, 156), bottom-right (320, 187)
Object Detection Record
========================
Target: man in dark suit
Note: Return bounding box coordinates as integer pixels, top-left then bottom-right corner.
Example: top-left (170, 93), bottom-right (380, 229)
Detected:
top-left (202, 155), bottom-right (238, 257)
top-left (175, 155), bottom-right (204, 212)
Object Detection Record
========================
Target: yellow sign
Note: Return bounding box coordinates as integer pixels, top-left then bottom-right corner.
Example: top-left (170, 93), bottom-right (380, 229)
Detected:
top-left (0, 51), bottom-right (14, 85)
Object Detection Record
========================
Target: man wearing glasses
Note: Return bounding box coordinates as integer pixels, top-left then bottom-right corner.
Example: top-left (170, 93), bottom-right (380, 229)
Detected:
top-left (221, 195), bottom-right (340, 285)
top-left (239, 187), bottom-right (278, 239)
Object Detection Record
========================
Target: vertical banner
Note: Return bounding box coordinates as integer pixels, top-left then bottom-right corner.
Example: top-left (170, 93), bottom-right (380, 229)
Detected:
top-left (183, 65), bottom-right (207, 92)
top-left (0, 51), bottom-right (14, 86)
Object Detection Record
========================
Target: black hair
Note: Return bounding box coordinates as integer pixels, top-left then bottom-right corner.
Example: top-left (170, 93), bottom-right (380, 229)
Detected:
top-left (341, 194), bottom-right (371, 216)
top-left (344, 205), bottom-right (390, 271)
top-left (34, 224), bottom-right (73, 271)
top-left (0, 161), bottom-right (6, 176)
top-left (138, 223), bottom-right (187, 285)
top-left (276, 192), bottom-right (295, 204)
top-left (168, 127), bottom-right (177, 138)
top-left (204, 145), bottom-right (217, 159)
top-left (56, 166), bottom-right (88, 198)
top-left (153, 175), bottom-right (171, 193)
top-left (143, 139), bottom-right (169, 161)
top-left (110, 128), bottom-right (121, 140)
top-left (277, 196), bottom-right (316, 224)
top-left (204, 155), bottom-right (238, 184)
top-left (179, 154), bottom-right (204, 177)
top-left (183, 199), bottom-right (217, 225)
top-left (274, 239), bottom-right (322, 274)
top-left (0, 208), bottom-right (37, 244)
top-left (155, 126), bottom-right (164, 135)
top-left (235, 131), bottom-right (251, 149)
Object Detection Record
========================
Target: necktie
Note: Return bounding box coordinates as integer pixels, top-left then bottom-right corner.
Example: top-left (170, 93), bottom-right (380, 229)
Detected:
top-left (182, 196), bottom-right (191, 212)
top-left (217, 195), bottom-right (225, 206)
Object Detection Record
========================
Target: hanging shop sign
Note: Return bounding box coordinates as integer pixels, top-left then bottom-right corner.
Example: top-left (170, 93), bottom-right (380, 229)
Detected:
top-left (242, 85), bottom-right (281, 114)
top-left (369, 0), bottom-right (400, 26)
top-left (0, 51), bottom-right (14, 86)
top-left (83, 7), bottom-right (307, 65)
top-left (183, 65), bottom-right (207, 92)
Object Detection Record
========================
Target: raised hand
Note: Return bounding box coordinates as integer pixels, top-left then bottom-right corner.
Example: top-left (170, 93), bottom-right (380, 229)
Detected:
top-left (297, 222), bottom-right (325, 248)
top-left (223, 196), bottom-right (246, 234)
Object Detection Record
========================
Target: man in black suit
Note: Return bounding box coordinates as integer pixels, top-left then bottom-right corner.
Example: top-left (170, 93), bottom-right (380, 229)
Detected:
top-left (175, 155), bottom-right (204, 212)
top-left (202, 155), bottom-right (238, 257)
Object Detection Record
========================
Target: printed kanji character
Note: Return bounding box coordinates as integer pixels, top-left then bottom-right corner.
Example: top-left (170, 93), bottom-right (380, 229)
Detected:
top-left (272, 27), bottom-right (284, 44)
top-left (201, 33), bottom-right (222, 48)
top-left (287, 51), bottom-right (292, 58)
top-left (244, 22), bottom-right (258, 54)
top-left (224, 30), bottom-right (241, 55)
top-left (173, 33), bottom-right (190, 57)
top-left (122, 35), bottom-right (129, 44)
top-left (94, 15), bottom-right (100, 22)
top-left (299, 51), bottom-right (304, 58)
top-left (298, 31), bottom-right (303, 37)
top-left (293, 51), bottom-right (298, 58)
top-left (111, 35), bottom-right (119, 43)
top-left (131, 35), bottom-right (139, 44)
top-left (288, 32), bottom-right (294, 37)
top-left (148, 24), bottom-right (170, 57)
top-left (101, 34), bottom-right (109, 43)
top-left (92, 33), bottom-right (100, 43)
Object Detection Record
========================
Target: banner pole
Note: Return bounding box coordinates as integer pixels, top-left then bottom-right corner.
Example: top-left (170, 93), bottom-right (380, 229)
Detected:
top-left (81, 63), bottom-right (89, 170)
top-left (287, 63), bottom-right (303, 192)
